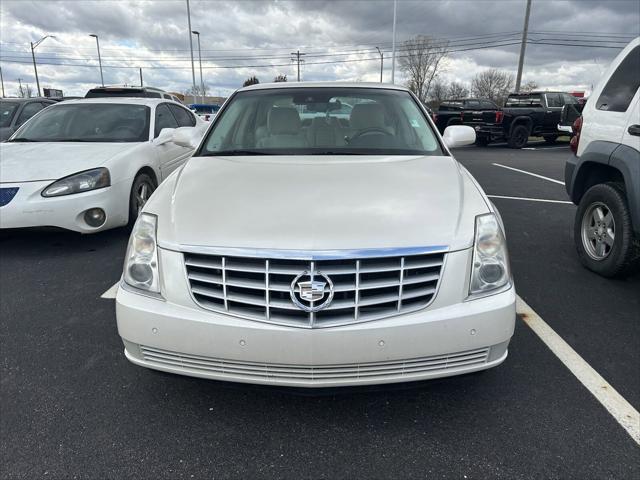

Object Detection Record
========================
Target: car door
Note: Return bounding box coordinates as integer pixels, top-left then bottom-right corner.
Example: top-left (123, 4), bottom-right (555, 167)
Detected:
top-left (543, 93), bottom-right (563, 132)
top-left (152, 103), bottom-right (184, 180)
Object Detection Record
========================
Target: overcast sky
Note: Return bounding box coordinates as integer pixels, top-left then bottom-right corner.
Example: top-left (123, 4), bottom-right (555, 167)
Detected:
top-left (1, 0), bottom-right (638, 98)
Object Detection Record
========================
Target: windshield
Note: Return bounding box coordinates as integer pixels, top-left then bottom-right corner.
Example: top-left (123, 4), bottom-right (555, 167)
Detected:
top-left (10, 103), bottom-right (151, 142)
top-left (1, 102), bottom-right (19, 128)
top-left (200, 87), bottom-right (442, 156)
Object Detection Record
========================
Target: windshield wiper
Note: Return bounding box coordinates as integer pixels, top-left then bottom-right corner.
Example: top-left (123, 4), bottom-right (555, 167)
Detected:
top-left (7, 138), bottom-right (39, 142)
top-left (206, 150), bottom-right (271, 156)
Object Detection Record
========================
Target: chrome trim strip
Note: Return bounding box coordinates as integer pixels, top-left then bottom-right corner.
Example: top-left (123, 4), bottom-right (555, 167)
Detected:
top-left (164, 244), bottom-right (449, 260)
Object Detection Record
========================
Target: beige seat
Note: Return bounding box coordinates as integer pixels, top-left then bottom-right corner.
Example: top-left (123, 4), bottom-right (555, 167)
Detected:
top-left (257, 107), bottom-right (308, 148)
top-left (349, 103), bottom-right (390, 134)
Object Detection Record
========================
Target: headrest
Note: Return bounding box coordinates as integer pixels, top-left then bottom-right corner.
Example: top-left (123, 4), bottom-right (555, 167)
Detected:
top-left (350, 103), bottom-right (385, 130)
top-left (268, 107), bottom-right (301, 135)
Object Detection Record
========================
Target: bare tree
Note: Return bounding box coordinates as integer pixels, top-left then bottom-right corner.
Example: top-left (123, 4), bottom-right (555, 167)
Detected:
top-left (17, 83), bottom-right (33, 98)
top-left (184, 85), bottom-right (208, 97)
top-left (470, 69), bottom-right (514, 105)
top-left (242, 76), bottom-right (260, 87)
top-left (273, 74), bottom-right (287, 82)
top-left (428, 80), bottom-right (448, 107)
top-left (520, 80), bottom-right (539, 93)
top-left (447, 81), bottom-right (469, 99)
top-left (399, 35), bottom-right (448, 103)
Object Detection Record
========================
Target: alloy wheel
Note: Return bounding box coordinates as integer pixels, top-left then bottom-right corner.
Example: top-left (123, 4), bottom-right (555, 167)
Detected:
top-left (581, 202), bottom-right (615, 260)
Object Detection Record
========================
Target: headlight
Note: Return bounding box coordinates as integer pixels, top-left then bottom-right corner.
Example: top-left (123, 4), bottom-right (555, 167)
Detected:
top-left (41, 168), bottom-right (110, 197)
top-left (469, 213), bottom-right (511, 297)
top-left (123, 213), bottom-right (160, 294)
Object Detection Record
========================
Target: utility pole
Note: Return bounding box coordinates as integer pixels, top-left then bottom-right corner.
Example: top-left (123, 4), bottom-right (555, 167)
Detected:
top-left (89, 34), bottom-right (104, 86)
top-left (30, 35), bottom-right (55, 97)
top-left (376, 47), bottom-right (384, 83)
top-left (192, 30), bottom-right (205, 103)
top-left (18, 77), bottom-right (23, 97)
top-left (139, 67), bottom-right (143, 87)
top-left (186, 0), bottom-right (197, 99)
top-left (391, 0), bottom-right (397, 83)
top-left (0, 66), bottom-right (5, 97)
top-left (291, 50), bottom-right (305, 82)
top-left (515, 0), bottom-right (532, 93)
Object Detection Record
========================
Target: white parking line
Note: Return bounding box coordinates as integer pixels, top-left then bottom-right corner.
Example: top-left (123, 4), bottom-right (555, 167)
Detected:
top-left (492, 163), bottom-right (565, 185)
top-left (101, 282), bottom-right (119, 299)
top-left (488, 194), bottom-right (573, 205)
top-left (517, 296), bottom-right (640, 445)
top-left (522, 146), bottom-right (569, 151)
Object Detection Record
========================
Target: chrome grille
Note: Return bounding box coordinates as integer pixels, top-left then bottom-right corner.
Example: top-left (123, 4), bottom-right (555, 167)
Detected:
top-left (184, 248), bottom-right (445, 328)
top-left (140, 345), bottom-right (489, 383)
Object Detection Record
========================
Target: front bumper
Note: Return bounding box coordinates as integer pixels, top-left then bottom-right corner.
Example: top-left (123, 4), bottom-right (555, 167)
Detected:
top-left (117, 247), bottom-right (516, 387)
top-left (0, 180), bottom-right (130, 233)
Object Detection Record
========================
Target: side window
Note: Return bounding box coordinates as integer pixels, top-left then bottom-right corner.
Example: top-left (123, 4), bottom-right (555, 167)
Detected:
top-left (466, 100), bottom-right (480, 108)
top-left (481, 101), bottom-right (496, 109)
top-left (163, 94), bottom-right (172, 100)
top-left (596, 45), bottom-right (640, 112)
top-left (545, 93), bottom-right (563, 107)
top-left (168, 104), bottom-right (196, 127)
top-left (562, 93), bottom-right (579, 105)
top-left (154, 103), bottom-right (179, 137)
top-left (16, 102), bottom-right (45, 126)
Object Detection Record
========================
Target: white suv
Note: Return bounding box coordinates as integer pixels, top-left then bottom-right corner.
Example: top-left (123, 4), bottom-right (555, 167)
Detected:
top-left (115, 82), bottom-right (516, 388)
top-left (565, 37), bottom-right (640, 277)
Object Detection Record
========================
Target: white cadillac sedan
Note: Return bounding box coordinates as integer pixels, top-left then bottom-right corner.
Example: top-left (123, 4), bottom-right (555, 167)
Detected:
top-left (116, 82), bottom-right (516, 388)
top-left (0, 98), bottom-right (206, 233)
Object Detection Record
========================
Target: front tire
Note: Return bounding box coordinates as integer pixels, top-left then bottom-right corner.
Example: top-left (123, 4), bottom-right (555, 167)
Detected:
top-left (507, 125), bottom-right (529, 149)
top-left (128, 173), bottom-right (157, 228)
top-left (574, 182), bottom-right (639, 277)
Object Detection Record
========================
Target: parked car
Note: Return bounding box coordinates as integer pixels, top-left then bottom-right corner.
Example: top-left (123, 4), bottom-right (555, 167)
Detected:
top-left (565, 37), bottom-right (640, 277)
top-left (0, 98), bottom-right (56, 141)
top-left (188, 103), bottom-right (220, 121)
top-left (0, 98), bottom-right (206, 233)
top-left (85, 86), bottom-right (182, 103)
top-left (471, 91), bottom-right (580, 148)
top-left (116, 82), bottom-right (516, 388)
top-left (434, 98), bottom-right (500, 141)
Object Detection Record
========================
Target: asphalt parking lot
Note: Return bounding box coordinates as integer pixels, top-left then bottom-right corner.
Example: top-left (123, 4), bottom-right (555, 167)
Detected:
top-left (1, 142), bottom-right (639, 479)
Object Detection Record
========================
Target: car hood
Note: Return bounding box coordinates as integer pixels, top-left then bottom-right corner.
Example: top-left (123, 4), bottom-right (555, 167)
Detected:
top-left (0, 142), bottom-right (137, 183)
top-left (151, 155), bottom-right (490, 252)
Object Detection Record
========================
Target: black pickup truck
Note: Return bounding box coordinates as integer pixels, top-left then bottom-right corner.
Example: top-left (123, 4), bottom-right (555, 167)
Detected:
top-left (433, 98), bottom-right (500, 137)
top-left (466, 91), bottom-right (582, 148)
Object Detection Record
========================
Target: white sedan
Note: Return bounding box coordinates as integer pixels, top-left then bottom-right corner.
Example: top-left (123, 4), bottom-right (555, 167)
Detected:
top-left (0, 98), bottom-right (207, 233)
top-left (116, 82), bottom-right (516, 388)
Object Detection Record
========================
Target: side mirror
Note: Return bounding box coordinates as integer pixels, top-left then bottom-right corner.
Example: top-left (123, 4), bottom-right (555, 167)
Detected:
top-left (154, 127), bottom-right (175, 146)
top-left (172, 126), bottom-right (201, 149)
top-left (443, 125), bottom-right (476, 149)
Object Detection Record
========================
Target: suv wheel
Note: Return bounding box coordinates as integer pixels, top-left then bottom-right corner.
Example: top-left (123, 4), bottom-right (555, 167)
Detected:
top-left (508, 125), bottom-right (529, 149)
top-left (544, 135), bottom-right (558, 144)
top-left (128, 173), bottom-right (157, 228)
top-left (574, 182), bottom-right (639, 277)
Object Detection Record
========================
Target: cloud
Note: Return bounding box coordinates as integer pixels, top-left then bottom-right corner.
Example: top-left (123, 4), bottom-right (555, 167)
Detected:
top-left (0, 0), bottom-right (638, 98)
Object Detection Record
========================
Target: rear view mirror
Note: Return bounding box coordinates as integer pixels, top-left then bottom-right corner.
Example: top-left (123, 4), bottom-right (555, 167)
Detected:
top-left (154, 128), bottom-right (175, 146)
top-left (443, 125), bottom-right (476, 149)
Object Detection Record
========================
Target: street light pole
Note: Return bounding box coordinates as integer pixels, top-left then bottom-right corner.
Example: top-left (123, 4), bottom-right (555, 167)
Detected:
top-left (515, 0), bottom-right (532, 93)
top-left (0, 66), bottom-right (5, 97)
top-left (30, 35), bottom-right (55, 97)
top-left (89, 34), bottom-right (104, 86)
top-left (376, 47), bottom-right (384, 83)
top-left (186, 0), bottom-right (197, 100)
top-left (391, 0), bottom-right (397, 83)
top-left (192, 30), bottom-right (205, 103)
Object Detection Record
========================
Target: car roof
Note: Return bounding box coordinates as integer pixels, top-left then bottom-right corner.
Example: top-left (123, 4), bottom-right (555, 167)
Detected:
top-left (48, 97), bottom-right (170, 106)
top-left (238, 81), bottom-right (411, 92)
top-left (0, 97), bottom-right (56, 103)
